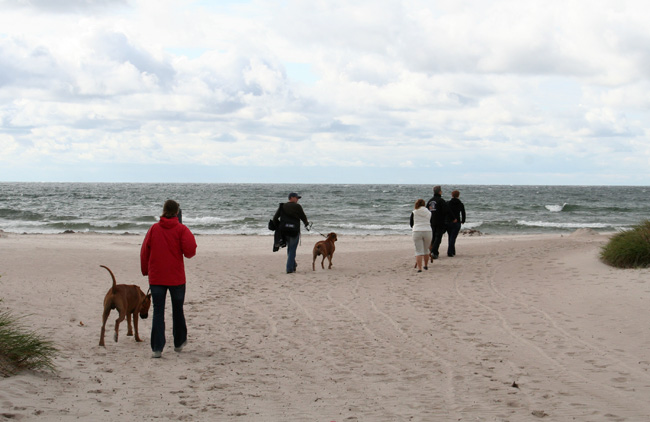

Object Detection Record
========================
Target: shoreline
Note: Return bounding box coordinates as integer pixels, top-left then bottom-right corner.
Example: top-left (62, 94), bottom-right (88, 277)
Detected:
top-left (2, 230), bottom-right (649, 421)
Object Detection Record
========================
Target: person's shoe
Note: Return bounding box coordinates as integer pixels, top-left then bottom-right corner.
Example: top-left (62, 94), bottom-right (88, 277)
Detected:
top-left (417, 269), bottom-right (422, 273)
top-left (152, 351), bottom-right (162, 358)
top-left (424, 266), bottom-right (428, 270)
top-left (431, 254), bottom-right (439, 260)
top-left (174, 341), bottom-right (187, 353)
top-left (287, 270), bottom-right (295, 274)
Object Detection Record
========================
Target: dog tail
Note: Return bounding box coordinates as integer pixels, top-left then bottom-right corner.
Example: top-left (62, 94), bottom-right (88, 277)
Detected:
top-left (100, 265), bottom-right (118, 294)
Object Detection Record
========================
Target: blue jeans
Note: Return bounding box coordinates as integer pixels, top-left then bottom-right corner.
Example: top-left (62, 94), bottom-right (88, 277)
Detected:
top-left (446, 221), bottom-right (461, 256)
top-left (286, 234), bottom-right (300, 273)
top-left (150, 284), bottom-right (187, 352)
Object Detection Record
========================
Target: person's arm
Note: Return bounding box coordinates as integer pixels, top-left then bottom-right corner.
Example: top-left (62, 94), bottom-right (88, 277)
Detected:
top-left (140, 228), bottom-right (152, 276)
top-left (297, 205), bottom-right (309, 227)
top-left (181, 227), bottom-right (197, 259)
top-left (460, 202), bottom-right (466, 224)
top-left (272, 203), bottom-right (282, 225)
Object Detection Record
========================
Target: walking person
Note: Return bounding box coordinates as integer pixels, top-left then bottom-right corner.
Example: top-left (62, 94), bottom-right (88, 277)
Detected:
top-left (410, 199), bottom-right (432, 272)
top-left (141, 199), bottom-right (197, 358)
top-left (273, 192), bottom-right (310, 273)
top-left (446, 190), bottom-right (466, 257)
top-left (426, 185), bottom-right (451, 260)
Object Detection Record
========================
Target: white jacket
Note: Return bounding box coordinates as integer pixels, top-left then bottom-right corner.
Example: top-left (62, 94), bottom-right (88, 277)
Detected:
top-left (411, 207), bottom-right (431, 232)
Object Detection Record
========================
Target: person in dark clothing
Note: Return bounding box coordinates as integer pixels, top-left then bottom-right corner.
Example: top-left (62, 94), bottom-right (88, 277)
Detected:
top-left (426, 185), bottom-right (451, 260)
top-left (446, 190), bottom-right (466, 257)
top-left (273, 192), bottom-right (310, 273)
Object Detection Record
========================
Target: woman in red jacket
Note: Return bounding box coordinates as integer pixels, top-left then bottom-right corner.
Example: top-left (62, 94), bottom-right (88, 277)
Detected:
top-left (141, 199), bottom-right (197, 358)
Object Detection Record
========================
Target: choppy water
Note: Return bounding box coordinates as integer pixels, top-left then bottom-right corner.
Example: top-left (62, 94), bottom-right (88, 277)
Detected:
top-left (0, 183), bottom-right (647, 235)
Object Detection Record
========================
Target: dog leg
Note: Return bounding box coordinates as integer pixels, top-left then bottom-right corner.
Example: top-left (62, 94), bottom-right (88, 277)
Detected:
top-left (321, 255), bottom-right (326, 269)
top-left (328, 253), bottom-right (333, 269)
top-left (312, 254), bottom-right (317, 271)
top-left (99, 307), bottom-right (111, 347)
top-left (133, 313), bottom-right (143, 342)
top-left (126, 312), bottom-right (134, 336)
top-left (114, 309), bottom-right (126, 342)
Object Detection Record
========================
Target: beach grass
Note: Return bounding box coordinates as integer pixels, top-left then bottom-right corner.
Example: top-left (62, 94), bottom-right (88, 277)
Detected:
top-left (0, 303), bottom-right (58, 376)
top-left (600, 220), bottom-right (650, 268)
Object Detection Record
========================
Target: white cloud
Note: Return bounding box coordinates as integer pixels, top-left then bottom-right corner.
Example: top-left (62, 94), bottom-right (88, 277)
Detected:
top-left (0, 0), bottom-right (649, 184)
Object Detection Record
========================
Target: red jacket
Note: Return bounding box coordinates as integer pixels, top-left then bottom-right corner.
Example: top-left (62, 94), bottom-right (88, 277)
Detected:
top-left (140, 217), bottom-right (197, 286)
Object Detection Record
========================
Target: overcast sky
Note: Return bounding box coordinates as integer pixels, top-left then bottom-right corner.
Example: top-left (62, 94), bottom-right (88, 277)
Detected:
top-left (0, 0), bottom-right (649, 185)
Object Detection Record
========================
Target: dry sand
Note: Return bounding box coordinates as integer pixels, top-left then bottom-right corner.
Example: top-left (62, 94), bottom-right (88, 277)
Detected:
top-left (0, 230), bottom-right (649, 421)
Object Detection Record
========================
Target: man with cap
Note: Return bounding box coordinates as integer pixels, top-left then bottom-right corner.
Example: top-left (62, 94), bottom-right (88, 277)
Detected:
top-left (272, 192), bottom-right (310, 273)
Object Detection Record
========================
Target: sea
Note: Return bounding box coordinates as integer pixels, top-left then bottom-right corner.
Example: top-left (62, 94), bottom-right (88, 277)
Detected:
top-left (0, 183), bottom-right (647, 236)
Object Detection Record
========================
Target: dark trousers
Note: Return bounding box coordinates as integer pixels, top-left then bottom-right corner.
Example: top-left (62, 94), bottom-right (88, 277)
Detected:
top-left (286, 234), bottom-right (300, 272)
top-left (430, 225), bottom-right (446, 257)
top-left (446, 221), bottom-right (461, 256)
top-left (150, 284), bottom-right (187, 352)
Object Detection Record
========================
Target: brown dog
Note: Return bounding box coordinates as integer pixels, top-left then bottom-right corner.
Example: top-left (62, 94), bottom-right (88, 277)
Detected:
top-left (99, 265), bottom-right (151, 347)
top-left (312, 232), bottom-right (337, 271)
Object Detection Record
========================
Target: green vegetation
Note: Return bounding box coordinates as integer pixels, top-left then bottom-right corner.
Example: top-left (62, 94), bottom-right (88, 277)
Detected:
top-left (0, 308), bottom-right (58, 377)
top-left (601, 220), bottom-right (650, 269)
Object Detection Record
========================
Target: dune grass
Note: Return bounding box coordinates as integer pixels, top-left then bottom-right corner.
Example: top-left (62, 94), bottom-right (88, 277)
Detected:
top-left (601, 220), bottom-right (650, 269)
top-left (0, 306), bottom-right (58, 377)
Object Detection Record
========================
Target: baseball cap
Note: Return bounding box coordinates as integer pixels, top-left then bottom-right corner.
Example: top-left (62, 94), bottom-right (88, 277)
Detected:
top-left (288, 192), bottom-right (302, 199)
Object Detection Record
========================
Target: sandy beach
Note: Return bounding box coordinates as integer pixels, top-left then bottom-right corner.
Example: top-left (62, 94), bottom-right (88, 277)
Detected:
top-left (0, 230), bottom-right (649, 421)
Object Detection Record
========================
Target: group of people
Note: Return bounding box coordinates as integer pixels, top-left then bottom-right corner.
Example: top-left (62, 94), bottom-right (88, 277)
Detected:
top-left (410, 186), bottom-right (466, 272)
top-left (138, 188), bottom-right (463, 358)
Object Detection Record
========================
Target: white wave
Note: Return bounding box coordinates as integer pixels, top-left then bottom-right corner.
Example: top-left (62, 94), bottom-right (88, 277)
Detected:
top-left (184, 216), bottom-right (232, 224)
top-left (517, 220), bottom-right (610, 229)
top-left (463, 221), bottom-right (482, 229)
top-left (336, 223), bottom-right (405, 231)
top-left (545, 203), bottom-right (566, 212)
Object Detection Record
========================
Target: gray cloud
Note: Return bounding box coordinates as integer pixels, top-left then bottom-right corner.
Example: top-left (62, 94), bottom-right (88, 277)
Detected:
top-left (0, 0), bottom-right (131, 14)
top-left (91, 31), bottom-right (176, 89)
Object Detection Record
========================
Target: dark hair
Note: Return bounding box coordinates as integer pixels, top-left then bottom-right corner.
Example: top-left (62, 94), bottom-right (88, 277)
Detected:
top-left (162, 199), bottom-right (180, 219)
top-left (452, 190), bottom-right (460, 198)
top-left (414, 199), bottom-right (425, 209)
top-left (433, 185), bottom-right (442, 194)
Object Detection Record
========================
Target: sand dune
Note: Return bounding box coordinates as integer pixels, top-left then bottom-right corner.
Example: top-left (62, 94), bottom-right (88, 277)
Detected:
top-left (1, 231), bottom-right (649, 421)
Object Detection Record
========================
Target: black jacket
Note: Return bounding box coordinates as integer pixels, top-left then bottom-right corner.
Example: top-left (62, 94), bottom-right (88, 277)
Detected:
top-left (426, 194), bottom-right (451, 227)
top-left (273, 202), bottom-right (309, 230)
top-left (447, 197), bottom-right (466, 224)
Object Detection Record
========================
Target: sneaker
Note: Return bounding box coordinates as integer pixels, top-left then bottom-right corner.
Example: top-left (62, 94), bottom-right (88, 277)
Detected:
top-left (174, 341), bottom-right (187, 353)
top-left (152, 351), bottom-right (162, 358)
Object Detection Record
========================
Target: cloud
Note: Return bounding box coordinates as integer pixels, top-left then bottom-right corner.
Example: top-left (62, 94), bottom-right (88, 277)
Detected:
top-left (0, 0), bottom-right (131, 14)
top-left (0, 0), bottom-right (649, 184)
